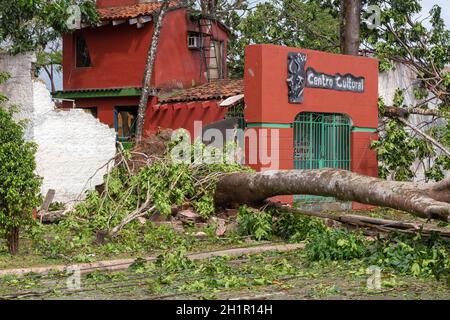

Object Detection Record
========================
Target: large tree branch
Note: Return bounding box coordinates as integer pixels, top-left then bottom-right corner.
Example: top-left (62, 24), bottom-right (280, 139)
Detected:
top-left (136, 1), bottom-right (170, 142)
top-left (384, 106), bottom-right (448, 119)
top-left (214, 169), bottom-right (450, 222)
top-left (397, 117), bottom-right (450, 158)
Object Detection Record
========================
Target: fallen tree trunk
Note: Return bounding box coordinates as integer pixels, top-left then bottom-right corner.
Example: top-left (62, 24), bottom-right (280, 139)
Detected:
top-left (269, 203), bottom-right (450, 239)
top-left (215, 169), bottom-right (450, 222)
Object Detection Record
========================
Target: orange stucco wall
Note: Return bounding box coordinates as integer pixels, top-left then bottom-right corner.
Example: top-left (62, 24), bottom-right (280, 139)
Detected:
top-left (243, 44), bottom-right (379, 209)
top-left (62, 8), bottom-right (228, 91)
top-left (244, 44), bottom-right (379, 127)
top-left (71, 97), bottom-right (227, 139)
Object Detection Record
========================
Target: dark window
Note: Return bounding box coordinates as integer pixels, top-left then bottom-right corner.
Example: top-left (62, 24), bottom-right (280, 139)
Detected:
top-left (81, 107), bottom-right (97, 118)
top-left (75, 35), bottom-right (92, 68)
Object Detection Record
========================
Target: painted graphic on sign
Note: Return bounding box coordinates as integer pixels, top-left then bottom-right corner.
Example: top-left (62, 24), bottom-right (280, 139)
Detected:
top-left (306, 68), bottom-right (365, 93)
top-left (287, 52), bottom-right (307, 104)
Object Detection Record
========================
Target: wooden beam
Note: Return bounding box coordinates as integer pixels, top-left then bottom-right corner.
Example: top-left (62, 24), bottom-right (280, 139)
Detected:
top-left (97, 21), bottom-right (110, 27)
top-left (129, 18), bottom-right (138, 25)
top-left (138, 16), bottom-right (152, 24)
top-left (112, 20), bottom-right (126, 26)
top-left (41, 189), bottom-right (56, 212)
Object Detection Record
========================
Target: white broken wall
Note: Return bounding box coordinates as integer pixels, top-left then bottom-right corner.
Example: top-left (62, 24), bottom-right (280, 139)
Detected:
top-left (33, 81), bottom-right (116, 202)
top-left (0, 53), bottom-right (35, 139)
top-left (1, 53), bottom-right (116, 203)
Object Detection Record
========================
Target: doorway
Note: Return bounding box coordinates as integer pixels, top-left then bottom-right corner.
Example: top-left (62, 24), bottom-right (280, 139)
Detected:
top-left (293, 112), bottom-right (351, 203)
top-left (114, 106), bottom-right (138, 146)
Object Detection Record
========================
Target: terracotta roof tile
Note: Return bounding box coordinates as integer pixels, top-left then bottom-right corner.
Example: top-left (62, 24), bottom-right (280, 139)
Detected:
top-left (98, 1), bottom-right (180, 21)
top-left (158, 79), bottom-right (244, 103)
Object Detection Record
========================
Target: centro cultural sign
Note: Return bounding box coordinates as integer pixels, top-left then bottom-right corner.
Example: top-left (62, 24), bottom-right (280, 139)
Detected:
top-left (287, 52), bottom-right (365, 104)
top-left (306, 68), bottom-right (365, 93)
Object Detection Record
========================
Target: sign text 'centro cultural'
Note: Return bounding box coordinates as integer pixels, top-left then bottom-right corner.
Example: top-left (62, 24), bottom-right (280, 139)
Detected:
top-left (287, 52), bottom-right (365, 104)
top-left (306, 68), bottom-right (365, 93)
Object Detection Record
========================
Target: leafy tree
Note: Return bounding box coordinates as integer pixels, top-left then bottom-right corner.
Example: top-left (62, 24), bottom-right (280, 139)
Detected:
top-left (0, 0), bottom-right (98, 254)
top-left (36, 43), bottom-right (63, 93)
top-left (0, 0), bottom-right (99, 54)
top-left (224, 0), bottom-right (340, 77)
top-left (363, 0), bottom-right (450, 181)
top-left (0, 75), bottom-right (42, 255)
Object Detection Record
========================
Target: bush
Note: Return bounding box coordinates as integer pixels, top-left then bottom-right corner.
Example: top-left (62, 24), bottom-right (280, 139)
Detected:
top-left (236, 206), bottom-right (273, 241)
top-left (0, 106), bottom-right (41, 255)
top-left (305, 228), bottom-right (368, 261)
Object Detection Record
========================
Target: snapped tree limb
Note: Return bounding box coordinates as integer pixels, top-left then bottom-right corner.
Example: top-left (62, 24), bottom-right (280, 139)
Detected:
top-left (384, 106), bottom-right (448, 119)
top-left (214, 169), bottom-right (450, 222)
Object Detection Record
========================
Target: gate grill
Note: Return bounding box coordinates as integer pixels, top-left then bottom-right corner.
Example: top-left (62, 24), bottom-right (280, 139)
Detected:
top-left (294, 112), bottom-right (351, 203)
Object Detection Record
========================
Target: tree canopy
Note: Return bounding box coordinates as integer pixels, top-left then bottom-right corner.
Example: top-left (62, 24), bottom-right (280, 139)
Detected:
top-left (0, 0), bottom-right (98, 54)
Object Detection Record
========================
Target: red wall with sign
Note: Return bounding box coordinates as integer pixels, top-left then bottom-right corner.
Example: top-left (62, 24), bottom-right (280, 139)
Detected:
top-left (243, 44), bottom-right (379, 209)
top-left (244, 44), bottom-right (378, 127)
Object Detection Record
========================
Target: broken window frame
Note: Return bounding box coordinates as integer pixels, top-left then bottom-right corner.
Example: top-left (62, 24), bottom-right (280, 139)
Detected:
top-left (187, 32), bottom-right (203, 50)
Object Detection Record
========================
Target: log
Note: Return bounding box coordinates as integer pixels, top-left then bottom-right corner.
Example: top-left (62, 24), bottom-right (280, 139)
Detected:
top-left (270, 203), bottom-right (450, 239)
top-left (37, 210), bottom-right (66, 224)
top-left (214, 169), bottom-right (450, 222)
top-left (41, 189), bottom-right (55, 212)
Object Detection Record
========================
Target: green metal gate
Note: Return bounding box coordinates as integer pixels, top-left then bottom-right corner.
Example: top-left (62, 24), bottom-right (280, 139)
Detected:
top-left (294, 112), bottom-right (351, 203)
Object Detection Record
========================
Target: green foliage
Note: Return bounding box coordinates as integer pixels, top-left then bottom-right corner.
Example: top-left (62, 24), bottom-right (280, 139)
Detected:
top-left (272, 209), bottom-right (326, 242)
top-left (28, 137), bottom-right (249, 257)
top-left (372, 92), bottom-right (439, 181)
top-left (0, 106), bottom-right (42, 252)
top-left (48, 202), bottom-right (65, 212)
top-left (225, 0), bottom-right (339, 77)
top-left (236, 206), bottom-right (274, 241)
top-left (368, 233), bottom-right (450, 282)
top-left (0, 0), bottom-right (99, 54)
top-left (305, 228), bottom-right (368, 261)
top-left (371, 119), bottom-right (432, 180)
top-left (236, 206), bottom-right (449, 281)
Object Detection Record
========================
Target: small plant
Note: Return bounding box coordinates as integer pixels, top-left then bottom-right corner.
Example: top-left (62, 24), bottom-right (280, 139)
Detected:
top-left (236, 206), bottom-right (273, 241)
top-left (48, 202), bottom-right (65, 212)
top-left (272, 209), bottom-right (326, 242)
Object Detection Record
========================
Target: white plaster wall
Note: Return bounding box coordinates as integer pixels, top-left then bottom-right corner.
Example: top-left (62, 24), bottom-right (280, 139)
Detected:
top-left (33, 81), bottom-right (117, 203)
top-left (0, 53), bottom-right (36, 140)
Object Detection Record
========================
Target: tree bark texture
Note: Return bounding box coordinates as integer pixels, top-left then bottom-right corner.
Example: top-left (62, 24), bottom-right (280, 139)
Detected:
top-left (135, 1), bottom-right (170, 142)
top-left (342, 0), bottom-right (362, 55)
top-left (214, 169), bottom-right (450, 222)
top-left (7, 226), bottom-right (19, 255)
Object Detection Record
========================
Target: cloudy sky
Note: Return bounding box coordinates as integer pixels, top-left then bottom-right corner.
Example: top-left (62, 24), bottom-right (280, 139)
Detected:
top-left (42, 0), bottom-right (449, 91)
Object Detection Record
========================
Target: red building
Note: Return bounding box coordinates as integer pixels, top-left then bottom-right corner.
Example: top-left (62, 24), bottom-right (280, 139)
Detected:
top-left (55, 0), bottom-right (234, 140)
top-left (55, 1), bottom-right (379, 209)
top-left (243, 45), bottom-right (379, 208)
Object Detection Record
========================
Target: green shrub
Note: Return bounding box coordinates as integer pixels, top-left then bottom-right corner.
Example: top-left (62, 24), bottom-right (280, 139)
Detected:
top-left (0, 104), bottom-right (42, 255)
top-left (272, 210), bottom-right (326, 242)
top-left (237, 206), bottom-right (273, 241)
top-left (305, 228), bottom-right (368, 261)
top-left (367, 233), bottom-right (450, 282)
